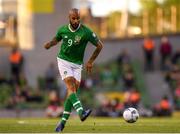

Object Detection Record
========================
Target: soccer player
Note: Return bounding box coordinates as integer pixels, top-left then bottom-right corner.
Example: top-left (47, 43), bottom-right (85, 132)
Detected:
top-left (44, 8), bottom-right (103, 132)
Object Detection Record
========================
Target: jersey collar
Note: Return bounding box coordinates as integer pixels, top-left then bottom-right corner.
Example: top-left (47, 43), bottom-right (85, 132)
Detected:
top-left (68, 24), bottom-right (81, 32)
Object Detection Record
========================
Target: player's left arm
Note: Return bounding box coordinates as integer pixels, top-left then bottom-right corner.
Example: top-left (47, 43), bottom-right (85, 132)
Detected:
top-left (86, 40), bottom-right (103, 74)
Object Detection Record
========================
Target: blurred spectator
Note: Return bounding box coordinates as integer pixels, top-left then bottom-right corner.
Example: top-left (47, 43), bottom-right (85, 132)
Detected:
top-left (159, 36), bottom-right (172, 71)
top-left (123, 89), bottom-right (141, 109)
top-left (100, 65), bottom-right (115, 87)
top-left (163, 59), bottom-right (173, 72)
top-left (9, 47), bottom-right (24, 85)
top-left (171, 49), bottom-right (180, 65)
top-left (46, 90), bottom-right (63, 118)
top-left (123, 91), bottom-right (131, 108)
top-left (6, 98), bottom-right (15, 109)
top-left (91, 65), bottom-right (101, 86)
top-left (45, 63), bottom-right (58, 90)
top-left (129, 89), bottom-right (141, 108)
top-left (165, 65), bottom-right (180, 90)
top-left (95, 99), bottom-right (111, 117)
top-left (170, 65), bottom-right (180, 82)
top-left (175, 82), bottom-right (180, 98)
top-left (82, 67), bottom-right (101, 90)
top-left (0, 73), bottom-right (11, 85)
top-left (117, 49), bottom-right (131, 66)
top-left (95, 98), bottom-right (123, 117)
top-left (84, 76), bottom-right (93, 90)
top-left (25, 88), bottom-right (43, 103)
top-left (122, 70), bottom-right (135, 91)
top-left (174, 81), bottom-right (180, 110)
top-left (143, 37), bottom-right (155, 71)
top-left (108, 98), bottom-right (124, 117)
top-left (10, 85), bottom-right (27, 109)
top-left (57, 78), bottom-right (67, 100)
top-left (153, 95), bottom-right (172, 116)
top-left (19, 73), bottom-right (27, 87)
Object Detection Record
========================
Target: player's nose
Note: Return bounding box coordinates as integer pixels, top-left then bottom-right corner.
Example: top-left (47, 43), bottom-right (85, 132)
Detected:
top-left (74, 18), bottom-right (80, 23)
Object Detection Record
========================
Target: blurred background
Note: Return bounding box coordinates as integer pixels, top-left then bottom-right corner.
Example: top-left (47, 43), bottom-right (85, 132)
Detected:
top-left (0, 0), bottom-right (180, 118)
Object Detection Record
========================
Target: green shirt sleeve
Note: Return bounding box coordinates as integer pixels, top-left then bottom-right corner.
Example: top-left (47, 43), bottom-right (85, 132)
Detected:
top-left (55, 27), bottom-right (62, 41)
top-left (87, 27), bottom-right (99, 46)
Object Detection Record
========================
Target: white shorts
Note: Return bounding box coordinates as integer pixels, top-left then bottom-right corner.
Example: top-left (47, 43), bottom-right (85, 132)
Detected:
top-left (57, 58), bottom-right (82, 82)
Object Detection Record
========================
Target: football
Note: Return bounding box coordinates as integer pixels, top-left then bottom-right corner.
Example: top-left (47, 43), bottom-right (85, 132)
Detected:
top-left (123, 107), bottom-right (139, 123)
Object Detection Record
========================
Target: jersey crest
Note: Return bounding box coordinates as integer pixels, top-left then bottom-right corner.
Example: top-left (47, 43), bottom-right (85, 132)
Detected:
top-left (74, 35), bottom-right (81, 44)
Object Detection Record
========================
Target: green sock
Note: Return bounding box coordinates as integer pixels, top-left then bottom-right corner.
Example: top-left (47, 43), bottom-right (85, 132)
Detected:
top-left (61, 98), bottom-right (72, 125)
top-left (76, 88), bottom-right (81, 97)
top-left (68, 93), bottom-right (83, 117)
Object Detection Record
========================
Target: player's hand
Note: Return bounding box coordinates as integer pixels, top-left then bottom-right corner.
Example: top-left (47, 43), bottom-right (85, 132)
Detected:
top-left (85, 61), bottom-right (93, 74)
top-left (44, 43), bottom-right (51, 49)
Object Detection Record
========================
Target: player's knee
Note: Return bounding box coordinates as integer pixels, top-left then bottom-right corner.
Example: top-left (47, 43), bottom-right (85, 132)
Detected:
top-left (69, 87), bottom-right (76, 92)
top-left (64, 77), bottom-right (77, 93)
top-left (67, 85), bottom-right (76, 92)
top-left (67, 87), bottom-right (76, 96)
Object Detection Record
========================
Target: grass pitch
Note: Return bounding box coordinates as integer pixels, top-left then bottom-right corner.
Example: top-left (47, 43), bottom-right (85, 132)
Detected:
top-left (0, 116), bottom-right (180, 133)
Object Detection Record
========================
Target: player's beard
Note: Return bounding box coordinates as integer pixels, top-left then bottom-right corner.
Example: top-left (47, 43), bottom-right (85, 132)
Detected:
top-left (70, 22), bottom-right (79, 30)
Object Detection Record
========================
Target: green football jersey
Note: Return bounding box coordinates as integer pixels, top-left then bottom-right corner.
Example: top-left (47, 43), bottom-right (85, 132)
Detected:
top-left (55, 24), bottom-right (99, 65)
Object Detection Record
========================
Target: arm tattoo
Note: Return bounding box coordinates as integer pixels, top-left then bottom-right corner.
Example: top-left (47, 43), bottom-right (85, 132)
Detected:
top-left (89, 42), bottom-right (103, 63)
top-left (89, 48), bottom-right (101, 62)
top-left (50, 38), bottom-right (58, 47)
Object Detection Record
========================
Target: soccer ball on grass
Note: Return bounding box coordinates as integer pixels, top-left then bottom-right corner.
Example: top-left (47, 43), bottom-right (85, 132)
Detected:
top-left (123, 107), bottom-right (139, 123)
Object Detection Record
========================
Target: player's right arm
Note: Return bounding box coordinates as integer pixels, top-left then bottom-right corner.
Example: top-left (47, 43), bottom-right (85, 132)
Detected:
top-left (44, 26), bottom-right (63, 49)
top-left (44, 37), bottom-right (61, 49)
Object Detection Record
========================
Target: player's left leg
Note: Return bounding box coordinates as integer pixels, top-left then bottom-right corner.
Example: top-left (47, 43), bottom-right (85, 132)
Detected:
top-left (73, 72), bottom-right (92, 122)
top-left (55, 97), bottom-right (72, 132)
top-left (55, 58), bottom-right (74, 132)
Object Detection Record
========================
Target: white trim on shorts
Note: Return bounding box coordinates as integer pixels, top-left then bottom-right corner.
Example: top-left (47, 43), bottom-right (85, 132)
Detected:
top-left (57, 58), bottom-right (82, 82)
